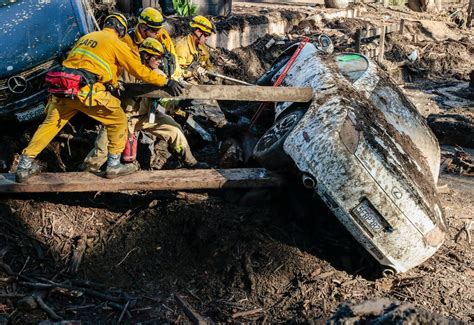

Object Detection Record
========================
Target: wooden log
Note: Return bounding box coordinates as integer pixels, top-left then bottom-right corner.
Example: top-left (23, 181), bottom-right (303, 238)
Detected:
top-left (378, 24), bottom-right (386, 62)
top-left (355, 29), bottom-right (362, 53)
top-left (123, 84), bottom-right (313, 103)
top-left (400, 18), bottom-right (405, 34)
top-left (0, 168), bottom-right (284, 193)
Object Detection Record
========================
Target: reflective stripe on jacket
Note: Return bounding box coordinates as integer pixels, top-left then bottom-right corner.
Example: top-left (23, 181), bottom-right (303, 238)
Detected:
top-left (63, 28), bottom-right (167, 87)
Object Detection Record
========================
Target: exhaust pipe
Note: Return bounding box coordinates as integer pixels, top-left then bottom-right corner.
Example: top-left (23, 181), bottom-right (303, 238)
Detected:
top-left (382, 267), bottom-right (396, 277)
top-left (302, 173), bottom-right (316, 189)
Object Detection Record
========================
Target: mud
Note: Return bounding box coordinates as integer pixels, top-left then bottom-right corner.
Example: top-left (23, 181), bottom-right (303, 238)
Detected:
top-left (1, 2), bottom-right (473, 324)
top-left (385, 34), bottom-right (473, 81)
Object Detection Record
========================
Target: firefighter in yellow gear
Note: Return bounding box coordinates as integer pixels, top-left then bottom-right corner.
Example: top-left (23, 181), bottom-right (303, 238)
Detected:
top-left (173, 16), bottom-right (230, 130)
top-left (175, 15), bottom-right (215, 80)
top-left (82, 38), bottom-right (207, 171)
top-left (122, 7), bottom-right (181, 79)
top-left (16, 13), bottom-right (184, 183)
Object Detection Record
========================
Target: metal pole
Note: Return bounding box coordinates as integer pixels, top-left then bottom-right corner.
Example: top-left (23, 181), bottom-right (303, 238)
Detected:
top-left (207, 72), bottom-right (254, 86)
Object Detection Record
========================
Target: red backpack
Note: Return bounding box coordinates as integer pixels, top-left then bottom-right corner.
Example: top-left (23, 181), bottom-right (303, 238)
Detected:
top-left (45, 67), bottom-right (97, 98)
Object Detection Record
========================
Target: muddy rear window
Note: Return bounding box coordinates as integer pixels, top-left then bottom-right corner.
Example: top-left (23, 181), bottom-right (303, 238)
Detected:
top-left (336, 54), bottom-right (369, 82)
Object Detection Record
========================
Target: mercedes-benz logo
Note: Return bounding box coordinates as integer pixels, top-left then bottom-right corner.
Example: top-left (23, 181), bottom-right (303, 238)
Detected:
top-left (7, 75), bottom-right (27, 94)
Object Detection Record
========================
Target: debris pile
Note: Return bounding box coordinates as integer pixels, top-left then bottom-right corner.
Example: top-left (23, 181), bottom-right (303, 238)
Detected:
top-left (386, 35), bottom-right (473, 81)
top-left (441, 146), bottom-right (474, 176)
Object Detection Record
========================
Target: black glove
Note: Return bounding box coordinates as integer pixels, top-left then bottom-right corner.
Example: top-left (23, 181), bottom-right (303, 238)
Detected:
top-left (106, 82), bottom-right (124, 97)
top-left (166, 79), bottom-right (184, 96)
top-left (161, 51), bottom-right (176, 78)
top-left (179, 99), bottom-right (193, 109)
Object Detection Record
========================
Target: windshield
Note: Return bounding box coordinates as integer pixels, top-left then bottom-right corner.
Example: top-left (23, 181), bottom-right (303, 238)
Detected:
top-left (0, 0), bottom-right (85, 78)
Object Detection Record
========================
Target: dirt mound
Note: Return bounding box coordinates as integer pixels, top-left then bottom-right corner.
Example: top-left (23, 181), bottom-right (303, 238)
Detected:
top-left (210, 34), bottom-right (292, 83)
top-left (386, 34), bottom-right (473, 81)
top-left (1, 175), bottom-right (473, 323)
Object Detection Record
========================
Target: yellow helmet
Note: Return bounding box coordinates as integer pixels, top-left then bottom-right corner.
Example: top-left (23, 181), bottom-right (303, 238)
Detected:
top-left (138, 7), bottom-right (164, 29)
top-left (139, 38), bottom-right (165, 57)
top-left (104, 13), bottom-right (128, 37)
top-left (190, 15), bottom-right (216, 34)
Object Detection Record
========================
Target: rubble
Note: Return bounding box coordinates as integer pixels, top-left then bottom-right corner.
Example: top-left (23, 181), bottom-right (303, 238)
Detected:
top-left (441, 146), bottom-right (474, 176)
top-left (0, 0), bottom-right (473, 323)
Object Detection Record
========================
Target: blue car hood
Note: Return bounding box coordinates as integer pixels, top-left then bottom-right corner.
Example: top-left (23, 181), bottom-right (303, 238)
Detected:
top-left (0, 0), bottom-right (88, 78)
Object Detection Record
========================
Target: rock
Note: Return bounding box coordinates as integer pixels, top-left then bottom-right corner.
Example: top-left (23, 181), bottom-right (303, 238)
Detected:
top-left (16, 296), bottom-right (38, 311)
top-left (219, 138), bottom-right (243, 168)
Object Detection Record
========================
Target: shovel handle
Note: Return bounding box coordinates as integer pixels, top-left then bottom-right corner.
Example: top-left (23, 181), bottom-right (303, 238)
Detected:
top-left (207, 72), bottom-right (254, 86)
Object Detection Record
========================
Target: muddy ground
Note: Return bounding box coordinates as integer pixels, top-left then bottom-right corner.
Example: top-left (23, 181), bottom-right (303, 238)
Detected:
top-left (1, 2), bottom-right (473, 324)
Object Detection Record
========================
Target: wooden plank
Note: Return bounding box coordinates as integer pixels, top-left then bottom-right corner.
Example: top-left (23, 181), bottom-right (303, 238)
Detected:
top-left (378, 25), bottom-right (386, 62)
top-left (355, 29), bottom-right (362, 53)
top-left (0, 169), bottom-right (284, 193)
top-left (123, 84), bottom-right (313, 102)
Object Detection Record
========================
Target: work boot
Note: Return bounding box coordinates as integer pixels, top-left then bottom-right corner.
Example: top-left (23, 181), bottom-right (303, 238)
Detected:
top-left (78, 162), bottom-right (102, 174)
top-left (104, 154), bottom-right (138, 179)
top-left (16, 155), bottom-right (42, 183)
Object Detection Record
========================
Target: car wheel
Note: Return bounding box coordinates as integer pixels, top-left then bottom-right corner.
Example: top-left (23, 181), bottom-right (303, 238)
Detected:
top-left (253, 109), bottom-right (305, 170)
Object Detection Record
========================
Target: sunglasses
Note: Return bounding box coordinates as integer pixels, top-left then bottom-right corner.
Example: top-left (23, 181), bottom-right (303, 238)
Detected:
top-left (146, 27), bottom-right (161, 35)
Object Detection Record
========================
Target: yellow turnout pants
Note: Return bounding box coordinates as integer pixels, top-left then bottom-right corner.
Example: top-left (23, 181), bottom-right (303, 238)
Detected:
top-left (23, 92), bottom-right (127, 158)
top-left (83, 112), bottom-right (196, 170)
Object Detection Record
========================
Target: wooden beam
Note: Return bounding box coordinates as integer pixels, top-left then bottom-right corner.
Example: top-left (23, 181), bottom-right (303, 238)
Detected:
top-left (0, 169), bottom-right (284, 193)
top-left (355, 29), bottom-right (362, 53)
top-left (123, 84), bottom-right (313, 102)
top-left (378, 24), bottom-right (386, 62)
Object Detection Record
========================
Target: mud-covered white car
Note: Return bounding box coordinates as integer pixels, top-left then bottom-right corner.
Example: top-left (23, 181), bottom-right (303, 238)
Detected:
top-left (253, 42), bottom-right (446, 274)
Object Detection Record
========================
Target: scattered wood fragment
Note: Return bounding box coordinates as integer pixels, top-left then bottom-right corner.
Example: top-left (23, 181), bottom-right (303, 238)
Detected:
top-left (317, 271), bottom-right (335, 279)
top-left (455, 219), bottom-right (473, 244)
top-left (243, 253), bottom-right (256, 293)
top-left (35, 295), bottom-right (63, 321)
top-left (174, 294), bottom-right (209, 325)
top-left (67, 235), bottom-right (88, 274)
top-left (231, 308), bottom-right (264, 319)
top-left (117, 300), bottom-right (130, 324)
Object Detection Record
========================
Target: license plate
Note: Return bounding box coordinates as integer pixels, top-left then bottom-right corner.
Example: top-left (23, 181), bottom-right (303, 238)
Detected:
top-left (15, 103), bottom-right (46, 122)
top-left (352, 200), bottom-right (385, 234)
